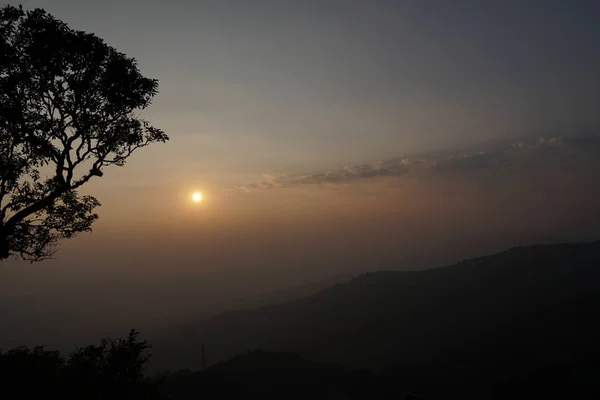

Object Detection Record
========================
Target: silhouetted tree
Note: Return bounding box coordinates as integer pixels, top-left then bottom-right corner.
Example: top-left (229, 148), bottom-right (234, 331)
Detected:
top-left (0, 5), bottom-right (168, 262)
top-left (0, 329), bottom-right (166, 399)
top-left (64, 329), bottom-right (165, 399)
top-left (0, 345), bottom-right (65, 395)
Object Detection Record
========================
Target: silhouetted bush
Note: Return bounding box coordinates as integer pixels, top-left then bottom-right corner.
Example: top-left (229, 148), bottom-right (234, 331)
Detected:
top-left (0, 329), bottom-right (166, 399)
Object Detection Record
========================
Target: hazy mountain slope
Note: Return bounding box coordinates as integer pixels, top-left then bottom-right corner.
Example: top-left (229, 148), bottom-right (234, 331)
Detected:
top-left (154, 241), bottom-right (600, 372)
top-left (215, 272), bottom-right (354, 314)
top-left (163, 350), bottom-right (347, 400)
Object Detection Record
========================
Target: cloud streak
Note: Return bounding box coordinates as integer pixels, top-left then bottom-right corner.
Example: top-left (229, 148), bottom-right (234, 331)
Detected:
top-left (224, 135), bottom-right (600, 193)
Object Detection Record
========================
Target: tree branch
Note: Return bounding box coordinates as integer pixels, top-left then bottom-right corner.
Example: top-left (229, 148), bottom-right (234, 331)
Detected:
top-left (0, 134), bottom-right (18, 221)
top-left (3, 187), bottom-right (65, 233)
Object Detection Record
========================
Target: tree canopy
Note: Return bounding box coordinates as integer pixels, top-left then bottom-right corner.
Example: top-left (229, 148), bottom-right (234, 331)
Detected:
top-left (0, 329), bottom-right (167, 399)
top-left (0, 5), bottom-right (168, 262)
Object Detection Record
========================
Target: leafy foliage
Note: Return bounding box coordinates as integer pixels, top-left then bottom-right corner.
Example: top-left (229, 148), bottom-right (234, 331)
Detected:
top-left (0, 330), bottom-right (166, 399)
top-left (0, 5), bottom-right (168, 261)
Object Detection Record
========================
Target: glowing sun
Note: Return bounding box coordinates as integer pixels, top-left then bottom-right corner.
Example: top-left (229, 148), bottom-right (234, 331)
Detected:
top-left (192, 192), bottom-right (203, 203)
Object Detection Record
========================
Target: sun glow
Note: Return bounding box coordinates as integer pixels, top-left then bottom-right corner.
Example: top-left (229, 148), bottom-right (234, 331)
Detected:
top-left (192, 192), bottom-right (203, 203)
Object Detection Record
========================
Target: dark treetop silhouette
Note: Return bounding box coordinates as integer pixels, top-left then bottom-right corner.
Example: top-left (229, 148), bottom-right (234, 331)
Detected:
top-left (0, 329), bottom-right (168, 399)
top-left (0, 5), bottom-right (168, 262)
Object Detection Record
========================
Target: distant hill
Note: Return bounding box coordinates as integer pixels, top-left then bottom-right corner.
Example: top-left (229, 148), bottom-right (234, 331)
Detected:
top-left (153, 241), bottom-right (600, 384)
top-left (214, 272), bottom-right (354, 314)
top-left (162, 350), bottom-right (348, 399)
top-left (160, 348), bottom-right (596, 400)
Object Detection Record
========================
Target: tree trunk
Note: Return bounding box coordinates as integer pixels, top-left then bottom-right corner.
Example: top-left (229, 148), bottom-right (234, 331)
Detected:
top-left (0, 231), bottom-right (10, 260)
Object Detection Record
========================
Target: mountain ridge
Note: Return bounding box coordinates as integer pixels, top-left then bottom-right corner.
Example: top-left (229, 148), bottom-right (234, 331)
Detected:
top-left (152, 240), bottom-right (600, 373)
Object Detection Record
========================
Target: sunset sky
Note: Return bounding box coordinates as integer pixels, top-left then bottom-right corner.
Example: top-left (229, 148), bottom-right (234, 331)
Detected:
top-left (2, 0), bottom-right (600, 348)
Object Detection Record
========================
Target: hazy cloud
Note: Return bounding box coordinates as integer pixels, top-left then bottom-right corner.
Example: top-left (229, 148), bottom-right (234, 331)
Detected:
top-left (225, 135), bottom-right (599, 193)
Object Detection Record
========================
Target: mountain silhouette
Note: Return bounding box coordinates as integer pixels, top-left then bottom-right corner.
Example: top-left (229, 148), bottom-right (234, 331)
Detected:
top-left (213, 272), bottom-right (354, 315)
top-left (154, 240), bottom-right (600, 391)
top-left (162, 349), bottom-right (348, 399)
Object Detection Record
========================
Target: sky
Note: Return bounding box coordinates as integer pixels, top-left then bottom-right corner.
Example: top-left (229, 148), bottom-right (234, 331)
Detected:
top-left (1, 0), bottom-right (600, 349)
